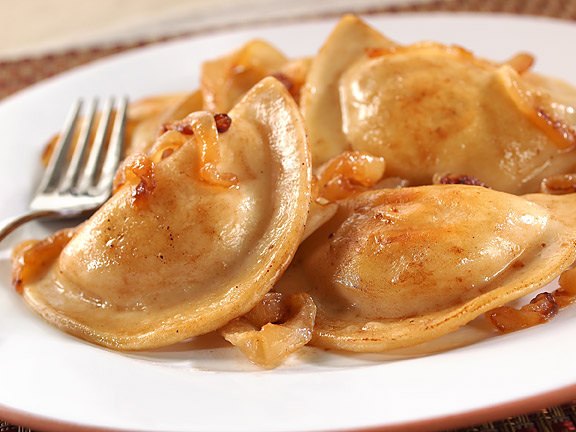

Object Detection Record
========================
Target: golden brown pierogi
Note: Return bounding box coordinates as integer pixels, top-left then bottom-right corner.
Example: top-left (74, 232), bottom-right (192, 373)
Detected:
top-left (276, 185), bottom-right (576, 352)
top-left (301, 15), bottom-right (576, 192)
top-left (340, 44), bottom-right (576, 193)
top-left (14, 78), bottom-right (311, 350)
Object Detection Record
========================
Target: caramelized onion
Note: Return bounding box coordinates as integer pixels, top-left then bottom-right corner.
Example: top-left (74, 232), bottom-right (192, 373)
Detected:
top-left (113, 153), bottom-right (157, 205)
top-left (221, 292), bottom-right (316, 368)
top-left (487, 266), bottom-right (576, 333)
top-left (148, 130), bottom-right (187, 163)
top-left (213, 113), bottom-right (232, 133)
top-left (242, 292), bottom-right (288, 327)
top-left (163, 113), bottom-right (232, 135)
top-left (556, 266), bottom-right (576, 307)
top-left (12, 229), bottom-right (75, 293)
top-left (540, 174), bottom-right (576, 195)
top-left (433, 173), bottom-right (488, 187)
top-left (486, 292), bottom-right (559, 333)
top-left (500, 69), bottom-right (576, 150)
top-left (315, 151), bottom-right (385, 201)
top-left (164, 112), bottom-right (238, 188)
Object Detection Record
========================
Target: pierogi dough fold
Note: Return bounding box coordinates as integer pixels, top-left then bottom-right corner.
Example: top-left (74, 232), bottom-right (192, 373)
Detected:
top-left (300, 14), bottom-right (397, 166)
top-left (201, 39), bottom-right (310, 113)
top-left (279, 185), bottom-right (576, 352)
top-left (16, 77), bottom-right (311, 350)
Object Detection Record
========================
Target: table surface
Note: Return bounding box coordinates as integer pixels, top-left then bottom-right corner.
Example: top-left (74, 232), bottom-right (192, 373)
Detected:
top-left (2, 0), bottom-right (576, 431)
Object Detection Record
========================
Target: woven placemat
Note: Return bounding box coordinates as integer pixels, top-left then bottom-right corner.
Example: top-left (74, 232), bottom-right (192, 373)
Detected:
top-left (2, 0), bottom-right (576, 431)
top-left (2, 0), bottom-right (576, 101)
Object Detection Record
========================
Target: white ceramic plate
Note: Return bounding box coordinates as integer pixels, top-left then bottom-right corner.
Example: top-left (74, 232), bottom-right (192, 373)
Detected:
top-left (1, 13), bottom-right (576, 432)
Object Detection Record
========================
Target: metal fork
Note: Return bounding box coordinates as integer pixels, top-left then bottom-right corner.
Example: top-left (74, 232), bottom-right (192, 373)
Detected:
top-left (0, 97), bottom-right (128, 243)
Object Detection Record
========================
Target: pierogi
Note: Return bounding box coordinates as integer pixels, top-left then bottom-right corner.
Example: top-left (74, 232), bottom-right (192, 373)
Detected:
top-left (276, 185), bottom-right (576, 352)
top-left (13, 78), bottom-right (311, 350)
top-left (339, 45), bottom-right (576, 194)
top-left (302, 15), bottom-right (576, 193)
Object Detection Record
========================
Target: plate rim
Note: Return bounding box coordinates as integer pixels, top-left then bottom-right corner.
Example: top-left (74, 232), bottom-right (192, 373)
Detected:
top-left (1, 384), bottom-right (575, 432)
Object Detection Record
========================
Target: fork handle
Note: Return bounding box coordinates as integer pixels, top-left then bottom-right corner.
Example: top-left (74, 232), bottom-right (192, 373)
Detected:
top-left (0, 210), bottom-right (60, 243)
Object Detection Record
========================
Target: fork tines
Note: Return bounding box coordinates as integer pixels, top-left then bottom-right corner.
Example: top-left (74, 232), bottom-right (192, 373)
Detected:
top-left (37, 97), bottom-right (128, 199)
